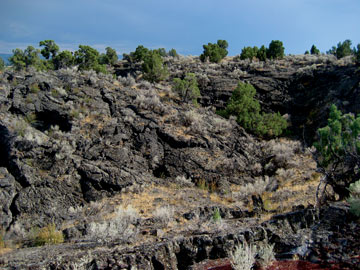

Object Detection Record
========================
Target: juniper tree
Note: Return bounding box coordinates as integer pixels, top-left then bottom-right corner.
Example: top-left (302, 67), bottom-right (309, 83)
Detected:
top-left (173, 73), bottom-right (200, 104)
top-left (314, 104), bottom-right (360, 201)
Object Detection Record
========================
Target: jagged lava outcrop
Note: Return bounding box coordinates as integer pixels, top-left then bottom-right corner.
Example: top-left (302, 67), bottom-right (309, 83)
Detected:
top-left (0, 54), bottom-right (359, 269)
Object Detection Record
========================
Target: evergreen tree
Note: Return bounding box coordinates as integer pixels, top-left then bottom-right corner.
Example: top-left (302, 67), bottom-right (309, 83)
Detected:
top-left (173, 73), bottom-right (200, 104)
top-left (314, 104), bottom-right (360, 199)
top-left (142, 50), bottom-right (168, 83)
top-left (218, 82), bottom-right (287, 137)
top-left (200, 40), bottom-right (228, 63)
top-left (310, 45), bottom-right (320, 55)
top-left (39, 40), bottom-right (59, 59)
top-left (240, 46), bottom-right (258, 60)
top-left (53, 50), bottom-right (75, 69)
top-left (74, 45), bottom-right (106, 72)
top-left (0, 57), bottom-right (5, 71)
top-left (267, 40), bottom-right (285, 59)
top-left (257, 45), bottom-right (267, 61)
top-left (335, 39), bottom-right (352, 59)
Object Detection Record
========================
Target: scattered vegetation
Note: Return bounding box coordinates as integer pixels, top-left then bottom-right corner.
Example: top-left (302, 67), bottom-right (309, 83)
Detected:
top-left (239, 40), bottom-right (285, 61)
top-left (200, 40), bottom-right (228, 63)
top-left (218, 82), bottom-right (287, 137)
top-left (172, 73), bottom-right (200, 104)
top-left (327, 39), bottom-right (354, 59)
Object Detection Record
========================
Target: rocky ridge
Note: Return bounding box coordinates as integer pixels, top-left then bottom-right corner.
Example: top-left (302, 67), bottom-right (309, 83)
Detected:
top-left (0, 55), bottom-right (359, 269)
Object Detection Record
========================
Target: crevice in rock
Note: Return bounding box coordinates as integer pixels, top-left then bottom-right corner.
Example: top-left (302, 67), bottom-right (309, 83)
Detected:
top-left (152, 164), bottom-right (170, 179)
top-left (151, 256), bottom-right (165, 270)
top-left (34, 110), bottom-right (72, 132)
top-left (8, 193), bottom-right (20, 230)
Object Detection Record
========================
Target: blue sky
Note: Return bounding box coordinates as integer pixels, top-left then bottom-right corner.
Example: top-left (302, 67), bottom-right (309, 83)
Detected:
top-left (1, 0), bottom-right (359, 55)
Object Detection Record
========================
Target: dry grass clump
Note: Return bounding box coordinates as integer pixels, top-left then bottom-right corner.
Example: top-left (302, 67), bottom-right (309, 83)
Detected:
top-left (134, 89), bottom-right (166, 114)
top-left (29, 223), bottom-right (64, 246)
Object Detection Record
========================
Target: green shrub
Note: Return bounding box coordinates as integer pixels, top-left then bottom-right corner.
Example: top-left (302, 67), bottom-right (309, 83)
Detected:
top-left (213, 208), bottom-right (221, 222)
top-left (240, 46), bottom-right (258, 60)
top-left (310, 45), bottom-right (320, 55)
top-left (39, 40), bottom-right (59, 60)
top-left (348, 180), bottom-right (360, 217)
top-left (327, 40), bottom-right (353, 59)
top-left (200, 40), bottom-right (228, 63)
top-left (0, 58), bottom-right (5, 71)
top-left (314, 105), bottom-right (360, 200)
top-left (74, 45), bottom-right (107, 73)
top-left (173, 73), bottom-right (200, 104)
top-left (9, 46), bottom-right (43, 71)
top-left (53, 50), bottom-right (75, 69)
top-left (142, 50), bottom-right (168, 83)
top-left (336, 39), bottom-right (353, 59)
top-left (267, 40), bottom-right (285, 59)
top-left (218, 82), bottom-right (287, 137)
top-left (99, 47), bottom-right (118, 66)
top-left (168, 48), bottom-right (179, 58)
top-left (355, 44), bottom-right (360, 64)
top-left (257, 45), bottom-right (267, 61)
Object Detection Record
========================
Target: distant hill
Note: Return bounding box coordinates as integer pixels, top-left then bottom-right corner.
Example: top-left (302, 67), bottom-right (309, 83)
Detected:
top-left (0, 54), bottom-right (12, 65)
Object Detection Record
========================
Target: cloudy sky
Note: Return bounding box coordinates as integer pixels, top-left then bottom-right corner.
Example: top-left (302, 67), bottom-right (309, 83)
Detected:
top-left (1, 0), bottom-right (359, 55)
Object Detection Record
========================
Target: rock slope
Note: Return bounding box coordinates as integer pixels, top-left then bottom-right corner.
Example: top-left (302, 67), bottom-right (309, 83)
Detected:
top-left (0, 55), bottom-right (359, 269)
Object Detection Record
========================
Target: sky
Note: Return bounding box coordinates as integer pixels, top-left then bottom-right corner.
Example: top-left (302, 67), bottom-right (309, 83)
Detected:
top-left (0, 0), bottom-right (359, 55)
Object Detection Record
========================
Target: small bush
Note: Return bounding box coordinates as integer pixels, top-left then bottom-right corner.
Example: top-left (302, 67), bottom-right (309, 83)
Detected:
top-left (0, 58), bottom-right (5, 71)
top-left (231, 242), bottom-right (256, 270)
top-left (212, 208), bottom-right (221, 223)
top-left (30, 223), bottom-right (64, 246)
top-left (348, 180), bottom-right (360, 217)
top-left (153, 205), bottom-right (174, 225)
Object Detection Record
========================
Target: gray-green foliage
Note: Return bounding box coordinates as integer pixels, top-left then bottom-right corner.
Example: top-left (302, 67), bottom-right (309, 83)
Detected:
top-left (142, 50), bottom-right (168, 83)
top-left (200, 40), bottom-right (228, 63)
top-left (348, 180), bottom-right (360, 217)
top-left (173, 73), bottom-right (200, 104)
top-left (218, 82), bottom-right (287, 137)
